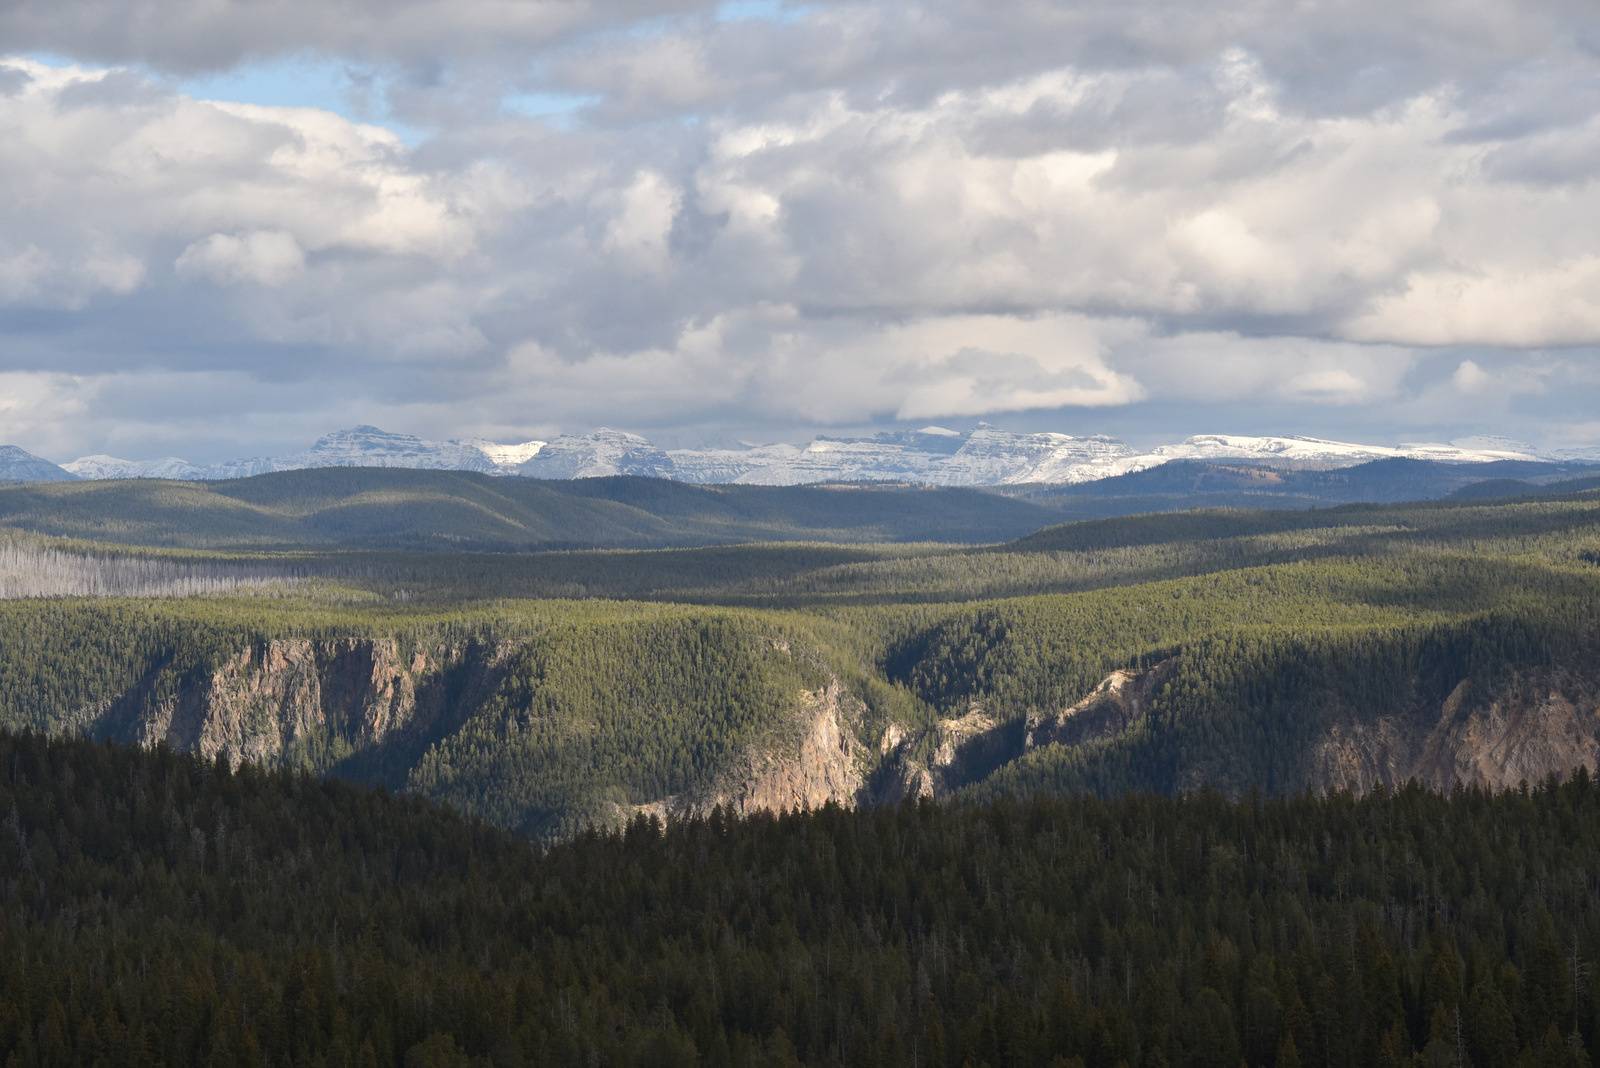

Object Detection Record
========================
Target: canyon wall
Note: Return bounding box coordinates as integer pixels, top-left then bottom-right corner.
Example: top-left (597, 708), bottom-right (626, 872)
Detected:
top-left (67, 633), bottom-right (1600, 836)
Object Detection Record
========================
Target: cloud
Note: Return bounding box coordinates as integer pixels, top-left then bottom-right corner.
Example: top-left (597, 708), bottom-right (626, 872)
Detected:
top-left (603, 171), bottom-right (682, 272)
top-left (0, 0), bottom-right (1599, 459)
top-left (0, 372), bottom-right (95, 457)
top-left (1345, 258), bottom-right (1600, 347)
top-left (1116, 333), bottom-right (1417, 407)
top-left (1454, 359), bottom-right (1491, 393)
top-left (176, 231), bottom-right (306, 286)
top-left (0, 0), bottom-right (712, 75)
top-left (882, 316), bottom-right (1146, 419)
top-left (0, 58), bottom-right (493, 341)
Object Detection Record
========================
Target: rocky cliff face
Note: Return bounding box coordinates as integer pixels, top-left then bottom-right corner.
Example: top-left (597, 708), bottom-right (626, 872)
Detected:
top-left (722, 679), bottom-right (866, 814)
top-left (634, 678), bottom-right (869, 822)
top-left (85, 635), bottom-right (879, 825)
top-left (869, 704), bottom-right (1028, 803)
top-left (89, 638), bottom-right (517, 772)
top-left (1025, 659), bottom-right (1178, 750)
top-left (72, 630), bottom-right (1600, 834)
top-left (1004, 658), bottom-right (1600, 797)
top-left (1308, 671), bottom-right (1600, 794)
top-left (885, 658), bottom-right (1600, 801)
top-left (870, 659), bottom-right (1184, 804)
top-left (141, 639), bottom-right (427, 763)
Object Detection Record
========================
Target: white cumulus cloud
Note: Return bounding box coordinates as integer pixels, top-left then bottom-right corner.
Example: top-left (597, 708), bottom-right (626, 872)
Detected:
top-left (176, 231), bottom-right (305, 286)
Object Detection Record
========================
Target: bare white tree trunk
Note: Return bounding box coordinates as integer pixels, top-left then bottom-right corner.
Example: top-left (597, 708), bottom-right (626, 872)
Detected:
top-left (0, 535), bottom-right (302, 599)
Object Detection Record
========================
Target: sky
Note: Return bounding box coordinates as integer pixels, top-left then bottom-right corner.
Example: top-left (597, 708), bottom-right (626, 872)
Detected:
top-left (1, 0), bottom-right (1599, 462)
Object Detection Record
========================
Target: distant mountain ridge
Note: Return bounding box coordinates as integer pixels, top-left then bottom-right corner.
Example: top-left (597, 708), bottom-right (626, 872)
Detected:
top-left (0, 469), bottom-right (1063, 550)
top-left (0, 445), bottom-right (77, 483)
top-left (23, 423), bottom-right (1600, 488)
top-left (61, 426), bottom-right (505, 481)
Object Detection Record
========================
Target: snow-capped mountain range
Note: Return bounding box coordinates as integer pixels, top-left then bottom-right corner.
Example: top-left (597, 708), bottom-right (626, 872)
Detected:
top-left (4, 425), bottom-right (1597, 488)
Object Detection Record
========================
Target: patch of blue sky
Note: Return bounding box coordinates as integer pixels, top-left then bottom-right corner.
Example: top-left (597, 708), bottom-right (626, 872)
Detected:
top-left (715, 0), bottom-right (813, 23)
top-left (19, 52), bottom-right (81, 69)
top-left (175, 55), bottom-right (427, 145)
top-left (177, 56), bottom-right (354, 111)
top-left (501, 91), bottom-right (600, 127)
top-left (21, 51), bottom-right (410, 131)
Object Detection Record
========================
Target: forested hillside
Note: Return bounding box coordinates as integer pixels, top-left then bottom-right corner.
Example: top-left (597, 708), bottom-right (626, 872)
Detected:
top-left (0, 730), bottom-right (1597, 1067)
top-left (0, 469), bottom-right (1058, 550)
top-left (0, 487), bottom-right (1597, 835)
top-left (9, 459), bottom-right (1596, 554)
top-left (1001, 457), bottom-right (1600, 517)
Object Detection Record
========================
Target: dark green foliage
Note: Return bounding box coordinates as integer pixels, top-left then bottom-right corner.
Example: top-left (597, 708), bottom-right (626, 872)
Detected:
top-left (0, 597), bottom-right (869, 839)
top-left (880, 550), bottom-right (1600, 719)
top-left (406, 616), bottom-right (830, 839)
top-left (3, 731), bottom-right (1600, 1067)
top-left (0, 599), bottom-right (258, 732)
top-left (966, 603), bottom-right (1600, 801)
top-left (6, 485), bottom-right (1600, 610)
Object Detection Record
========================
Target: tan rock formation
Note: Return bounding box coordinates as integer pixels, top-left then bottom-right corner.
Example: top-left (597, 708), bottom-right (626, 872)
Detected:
top-left (637, 678), bottom-right (868, 821)
top-left (869, 703), bottom-right (1022, 803)
top-left (117, 638), bottom-right (526, 770)
top-left (1025, 659), bottom-right (1178, 751)
top-left (138, 639), bottom-right (427, 763)
top-left (1311, 672), bottom-right (1600, 794)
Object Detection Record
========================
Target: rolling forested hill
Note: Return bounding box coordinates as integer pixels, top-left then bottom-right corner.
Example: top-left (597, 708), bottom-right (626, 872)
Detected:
top-left (0, 468), bottom-right (1060, 550)
top-left (1001, 457), bottom-right (1600, 518)
top-left (6, 458), bottom-right (1597, 553)
top-left (0, 483), bottom-right (1598, 837)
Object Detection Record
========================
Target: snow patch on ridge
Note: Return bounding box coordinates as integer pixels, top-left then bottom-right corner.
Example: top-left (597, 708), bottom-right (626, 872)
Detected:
top-left (43, 426), bottom-right (1591, 487)
top-left (517, 428), bottom-right (675, 479)
top-left (63, 455), bottom-right (205, 480)
top-left (460, 438), bottom-right (546, 467)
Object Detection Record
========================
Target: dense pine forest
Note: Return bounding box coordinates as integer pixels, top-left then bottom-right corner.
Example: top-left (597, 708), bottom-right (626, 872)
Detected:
top-left (0, 731), bottom-right (1596, 1067)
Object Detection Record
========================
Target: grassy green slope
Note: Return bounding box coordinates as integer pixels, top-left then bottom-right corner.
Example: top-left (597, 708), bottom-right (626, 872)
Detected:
top-left (21, 488), bottom-right (1579, 609)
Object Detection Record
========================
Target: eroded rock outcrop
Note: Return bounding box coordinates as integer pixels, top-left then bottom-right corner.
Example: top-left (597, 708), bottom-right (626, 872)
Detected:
top-left (715, 679), bottom-right (866, 815)
top-left (869, 704), bottom-right (1024, 803)
top-left (92, 638), bottom-right (518, 769)
top-left (142, 640), bottom-right (421, 762)
top-left (1025, 659), bottom-right (1178, 751)
top-left (1311, 672), bottom-right (1600, 794)
top-left (636, 678), bottom-right (868, 821)
top-left (74, 623), bottom-right (1600, 835)
top-left (866, 659), bottom-right (1177, 803)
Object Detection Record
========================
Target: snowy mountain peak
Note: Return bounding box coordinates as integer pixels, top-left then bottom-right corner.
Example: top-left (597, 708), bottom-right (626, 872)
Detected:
top-left (517, 429), bottom-right (676, 480)
top-left (62, 427), bottom-right (543, 481)
top-left (286, 427), bottom-right (499, 473)
top-left (1146, 434), bottom-right (1549, 468)
top-left (37, 424), bottom-right (1599, 489)
top-left (1445, 436), bottom-right (1545, 459)
top-left (62, 455), bottom-right (204, 480)
top-left (0, 445), bottom-right (76, 482)
top-left (460, 438), bottom-right (546, 468)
